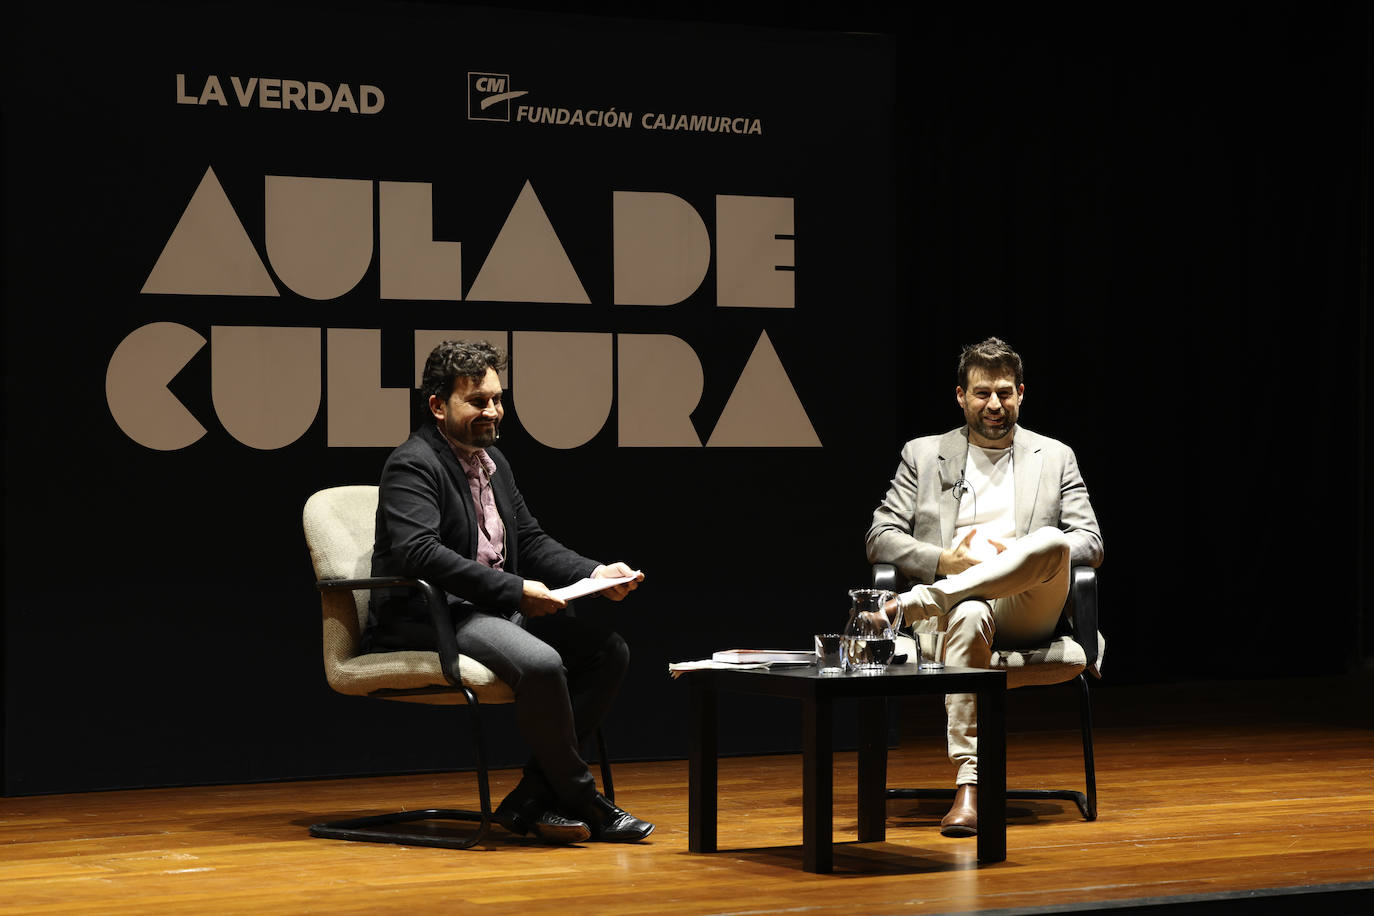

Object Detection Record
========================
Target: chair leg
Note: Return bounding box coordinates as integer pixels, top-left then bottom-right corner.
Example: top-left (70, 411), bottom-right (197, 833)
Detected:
top-left (1077, 672), bottom-right (1098, 821)
top-left (595, 728), bottom-right (616, 804)
top-left (310, 688), bottom-right (495, 849)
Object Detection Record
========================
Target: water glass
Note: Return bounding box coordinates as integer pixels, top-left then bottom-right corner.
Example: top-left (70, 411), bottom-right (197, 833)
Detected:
top-left (916, 629), bottom-right (946, 670)
top-left (814, 633), bottom-right (844, 674)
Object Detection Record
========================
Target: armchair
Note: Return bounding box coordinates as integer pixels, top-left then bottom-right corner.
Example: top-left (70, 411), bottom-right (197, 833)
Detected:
top-left (302, 485), bottom-right (613, 849)
top-left (874, 562), bottom-right (1102, 820)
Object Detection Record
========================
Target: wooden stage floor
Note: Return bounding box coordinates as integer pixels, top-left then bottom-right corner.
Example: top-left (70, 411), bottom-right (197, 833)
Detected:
top-left (3, 674), bottom-right (1373, 915)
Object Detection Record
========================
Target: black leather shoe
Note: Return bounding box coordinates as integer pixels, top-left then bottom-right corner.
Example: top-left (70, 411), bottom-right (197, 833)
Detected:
top-left (495, 796), bottom-right (591, 845)
top-left (574, 793), bottom-right (654, 843)
top-left (525, 811), bottom-right (592, 844)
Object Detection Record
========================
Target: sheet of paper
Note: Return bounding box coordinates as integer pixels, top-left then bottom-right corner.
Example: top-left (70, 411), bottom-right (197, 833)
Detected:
top-left (551, 571), bottom-right (641, 601)
top-left (667, 660), bottom-right (772, 679)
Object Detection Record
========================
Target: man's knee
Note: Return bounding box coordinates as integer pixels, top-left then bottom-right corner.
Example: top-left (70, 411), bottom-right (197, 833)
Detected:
top-left (947, 598), bottom-right (994, 633)
top-left (518, 642), bottom-right (569, 690)
top-left (1028, 526), bottom-right (1071, 564)
top-left (603, 632), bottom-right (630, 678)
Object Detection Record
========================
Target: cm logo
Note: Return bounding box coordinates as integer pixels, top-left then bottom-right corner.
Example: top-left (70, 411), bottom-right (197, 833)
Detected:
top-left (468, 72), bottom-right (528, 122)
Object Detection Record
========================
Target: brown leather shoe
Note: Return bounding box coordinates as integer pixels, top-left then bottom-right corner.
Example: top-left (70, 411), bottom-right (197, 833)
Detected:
top-left (940, 784), bottom-right (978, 837)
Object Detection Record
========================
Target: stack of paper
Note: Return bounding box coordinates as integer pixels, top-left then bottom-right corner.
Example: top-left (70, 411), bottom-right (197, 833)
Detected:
top-left (710, 649), bottom-right (815, 665)
top-left (550, 572), bottom-right (642, 601)
top-left (667, 659), bottom-right (771, 678)
top-left (667, 648), bottom-right (816, 678)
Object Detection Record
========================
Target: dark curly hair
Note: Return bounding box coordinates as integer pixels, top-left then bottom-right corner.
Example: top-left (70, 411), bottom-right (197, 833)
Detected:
top-left (957, 336), bottom-right (1024, 390)
top-left (421, 339), bottom-right (507, 402)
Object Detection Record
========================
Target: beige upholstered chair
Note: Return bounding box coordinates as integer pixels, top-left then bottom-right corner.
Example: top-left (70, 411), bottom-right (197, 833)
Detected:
top-left (303, 485), bottom-right (612, 849)
top-left (875, 563), bottom-right (1102, 820)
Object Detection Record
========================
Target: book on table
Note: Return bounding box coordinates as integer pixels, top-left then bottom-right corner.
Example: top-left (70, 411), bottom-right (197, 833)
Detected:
top-left (711, 648), bottom-right (815, 665)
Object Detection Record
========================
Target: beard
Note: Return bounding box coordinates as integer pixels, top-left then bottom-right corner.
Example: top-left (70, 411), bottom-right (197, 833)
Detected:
top-left (970, 412), bottom-right (1015, 442)
top-left (469, 423), bottom-right (498, 447)
top-left (976, 421), bottom-right (1010, 440)
top-left (438, 417), bottom-right (499, 451)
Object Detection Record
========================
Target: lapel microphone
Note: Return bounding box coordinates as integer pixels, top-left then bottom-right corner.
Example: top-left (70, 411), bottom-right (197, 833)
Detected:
top-left (953, 477), bottom-right (968, 500)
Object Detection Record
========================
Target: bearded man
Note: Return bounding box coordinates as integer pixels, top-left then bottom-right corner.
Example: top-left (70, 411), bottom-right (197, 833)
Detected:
top-left (368, 340), bottom-right (652, 845)
top-left (865, 336), bottom-right (1103, 837)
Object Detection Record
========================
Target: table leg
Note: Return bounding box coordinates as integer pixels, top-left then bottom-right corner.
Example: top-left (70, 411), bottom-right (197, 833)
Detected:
top-left (688, 681), bottom-right (718, 854)
top-left (857, 696), bottom-right (888, 843)
top-left (801, 693), bottom-right (833, 873)
top-left (976, 676), bottom-right (1007, 863)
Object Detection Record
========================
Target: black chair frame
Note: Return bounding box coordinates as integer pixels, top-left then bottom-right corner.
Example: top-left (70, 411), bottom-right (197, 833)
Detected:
top-left (309, 575), bottom-right (614, 849)
top-left (873, 563), bottom-right (1099, 821)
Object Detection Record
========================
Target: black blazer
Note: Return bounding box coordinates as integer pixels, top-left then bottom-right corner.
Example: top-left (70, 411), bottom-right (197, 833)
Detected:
top-left (367, 423), bottom-right (598, 650)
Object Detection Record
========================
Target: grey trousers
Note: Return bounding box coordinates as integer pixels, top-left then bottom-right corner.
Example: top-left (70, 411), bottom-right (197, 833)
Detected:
top-left (903, 526), bottom-right (1071, 785)
top-left (452, 608), bottom-right (629, 811)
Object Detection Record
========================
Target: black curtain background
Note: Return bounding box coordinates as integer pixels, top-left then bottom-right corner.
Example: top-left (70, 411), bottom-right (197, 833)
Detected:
top-left (894, 3), bottom-right (1372, 682)
top-left (506, 0), bottom-right (1373, 678)
top-left (2, 0), bottom-right (1370, 795)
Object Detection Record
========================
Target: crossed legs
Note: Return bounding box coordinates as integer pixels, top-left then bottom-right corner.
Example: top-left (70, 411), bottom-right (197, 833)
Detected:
top-left (899, 527), bottom-right (1071, 785)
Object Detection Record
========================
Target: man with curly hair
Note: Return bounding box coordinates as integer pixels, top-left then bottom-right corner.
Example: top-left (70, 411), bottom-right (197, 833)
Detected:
top-left (368, 339), bottom-right (652, 845)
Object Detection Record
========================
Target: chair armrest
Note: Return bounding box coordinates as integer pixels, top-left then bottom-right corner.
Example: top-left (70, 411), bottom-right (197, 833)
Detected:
top-left (1064, 566), bottom-right (1100, 674)
top-left (317, 576), bottom-right (466, 688)
top-left (318, 575), bottom-right (429, 592)
top-left (872, 563), bottom-right (907, 592)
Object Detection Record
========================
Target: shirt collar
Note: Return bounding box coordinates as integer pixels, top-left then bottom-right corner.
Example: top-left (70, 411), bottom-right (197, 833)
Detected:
top-left (436, 422), bottom-right (496, 474)
top-left (458, 445), bottom-right (496, 480)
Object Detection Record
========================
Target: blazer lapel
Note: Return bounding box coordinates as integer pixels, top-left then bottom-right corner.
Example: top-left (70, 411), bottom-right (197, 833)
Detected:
top-left (1012, 427), bottom-right (1043, 537)
top-left (424, 425), bottom-right (479, 557)
top-left (487, 447), bottom-right (518, 569)
top-left (937, 427), bottom-right (970, 546)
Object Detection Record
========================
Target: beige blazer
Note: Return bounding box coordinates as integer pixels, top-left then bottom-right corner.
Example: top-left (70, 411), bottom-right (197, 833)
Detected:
top-left (865, 425), bottom-right (1103, 585)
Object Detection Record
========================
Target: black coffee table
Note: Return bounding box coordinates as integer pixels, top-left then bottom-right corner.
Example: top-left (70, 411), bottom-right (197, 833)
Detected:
top-left (684, 661), bottom-right (1006, 872)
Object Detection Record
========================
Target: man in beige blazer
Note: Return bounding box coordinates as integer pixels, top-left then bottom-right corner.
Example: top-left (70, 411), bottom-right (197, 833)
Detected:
top-left (866, 336), bottom-right (1103, 837)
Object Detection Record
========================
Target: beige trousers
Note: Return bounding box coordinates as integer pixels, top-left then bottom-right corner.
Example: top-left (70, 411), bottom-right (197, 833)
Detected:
top-left (902, 526), bottom-right (1071, 785)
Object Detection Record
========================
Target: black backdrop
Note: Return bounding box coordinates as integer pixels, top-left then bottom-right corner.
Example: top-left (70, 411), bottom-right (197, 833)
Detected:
top-left (3, 0), bottom-right (1370, 796)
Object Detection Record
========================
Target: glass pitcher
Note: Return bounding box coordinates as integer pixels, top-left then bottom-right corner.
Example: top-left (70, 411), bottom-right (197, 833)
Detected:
top-left (844, 588), bottom-right (901, 673)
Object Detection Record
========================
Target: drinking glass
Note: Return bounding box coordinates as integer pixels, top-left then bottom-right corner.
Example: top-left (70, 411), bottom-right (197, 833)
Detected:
top-left (916, 629), bottom-right (946, 670)
top-left (814, 633), bottom-right (844, 675)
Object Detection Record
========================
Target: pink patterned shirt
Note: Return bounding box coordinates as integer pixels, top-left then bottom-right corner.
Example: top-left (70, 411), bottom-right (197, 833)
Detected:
top-left (455, 445), bottom-right (506, 571)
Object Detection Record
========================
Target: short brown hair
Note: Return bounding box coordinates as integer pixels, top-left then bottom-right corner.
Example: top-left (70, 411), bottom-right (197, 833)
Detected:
top-left (957, 336), bottom-right (1024, 389)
